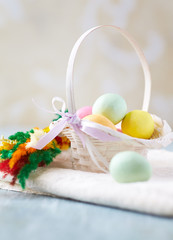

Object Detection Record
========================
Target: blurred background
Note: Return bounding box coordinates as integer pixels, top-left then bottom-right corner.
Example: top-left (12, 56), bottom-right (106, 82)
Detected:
top-left (0, 0), bottom-right (173, 130)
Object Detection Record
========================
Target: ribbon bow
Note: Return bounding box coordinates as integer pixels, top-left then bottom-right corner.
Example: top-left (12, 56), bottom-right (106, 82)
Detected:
top-left (34, 97), bottom-right (121, 172)
top-left (34, 97), bottom-right (86, 149)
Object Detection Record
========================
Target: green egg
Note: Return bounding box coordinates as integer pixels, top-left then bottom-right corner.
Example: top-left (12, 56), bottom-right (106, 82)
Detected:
top-left (109, 151), bottom-right (152, 183)
top-left (92, 93), bottom-right (127, 124)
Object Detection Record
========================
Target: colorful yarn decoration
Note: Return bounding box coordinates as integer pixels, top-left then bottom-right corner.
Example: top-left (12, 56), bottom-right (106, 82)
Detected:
top-left (0, 128), bottom-right (71, 189)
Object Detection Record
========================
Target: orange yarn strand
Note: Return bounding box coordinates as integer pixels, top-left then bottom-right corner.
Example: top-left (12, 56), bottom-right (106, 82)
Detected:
top-left (9, 143), bottom-right (36, 169)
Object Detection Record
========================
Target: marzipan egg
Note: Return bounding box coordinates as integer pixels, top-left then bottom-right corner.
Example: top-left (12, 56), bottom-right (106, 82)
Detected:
top-left (76, 106), bottom-right (92, 119)
top-left (83, 114), bottom-right (116, 130)
top-left (92, 93), bottom-right (127, 124)
top-left (121, 110), bottom-right (154, 139)
top-left (109, 151), bottom-right (152, 183)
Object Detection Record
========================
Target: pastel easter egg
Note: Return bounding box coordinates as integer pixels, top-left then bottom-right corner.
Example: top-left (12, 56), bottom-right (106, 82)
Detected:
top-left (83, 114), bottom-right (116, 130)
top-left (121, 110), bottom-right (154, 139)
top-left (92, 93), bottom-right (127, 124)
top-left (76, 106), bottom-right (92, 119)
top-left (109, 151), bottom-right (152, 183)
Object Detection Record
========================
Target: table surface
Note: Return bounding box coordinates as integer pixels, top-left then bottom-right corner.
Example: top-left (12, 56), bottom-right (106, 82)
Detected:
top-left (1, 126), bottom-right (173, 240)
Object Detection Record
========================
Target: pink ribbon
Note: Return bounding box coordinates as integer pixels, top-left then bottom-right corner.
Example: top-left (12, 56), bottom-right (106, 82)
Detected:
top-left (34, 111), bottom-right (86, 150)
top-left (34, 97), bottom-right (120, 151)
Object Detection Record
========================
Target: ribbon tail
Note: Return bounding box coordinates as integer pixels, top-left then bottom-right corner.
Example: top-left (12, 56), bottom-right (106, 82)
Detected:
top-left (72, 124), bottom-right (86, 148)
top-left (34, 119), bottom-right (67, 150)
top-left (84, 136), bottom-right (109, 173)
top-left (81, 121), bottom-right (121, 142)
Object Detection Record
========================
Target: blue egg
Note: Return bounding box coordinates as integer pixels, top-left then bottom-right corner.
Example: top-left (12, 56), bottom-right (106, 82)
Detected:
top-left (92, 93), bottom-right (127, 124)
top-left (109, 151), bottom-right (152, 183)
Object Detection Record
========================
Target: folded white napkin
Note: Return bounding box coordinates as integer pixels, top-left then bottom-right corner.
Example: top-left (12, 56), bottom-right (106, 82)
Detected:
top-left (0, 149), bottom-right (173, 217)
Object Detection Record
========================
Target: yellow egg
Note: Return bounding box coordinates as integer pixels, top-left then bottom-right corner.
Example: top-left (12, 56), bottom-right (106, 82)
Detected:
top-left (121, 110), bottom-right (154, 139)
top-left (83, 114), bottom-right (116, 130)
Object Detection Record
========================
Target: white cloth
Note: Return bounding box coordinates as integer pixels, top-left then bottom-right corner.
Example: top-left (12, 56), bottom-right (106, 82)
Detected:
top-left (0, 149), bottom-right (173, 217)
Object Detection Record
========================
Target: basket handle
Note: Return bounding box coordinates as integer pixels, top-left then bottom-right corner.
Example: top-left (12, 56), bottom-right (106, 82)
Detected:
top-left (66, 25), bottom-right (151, 114)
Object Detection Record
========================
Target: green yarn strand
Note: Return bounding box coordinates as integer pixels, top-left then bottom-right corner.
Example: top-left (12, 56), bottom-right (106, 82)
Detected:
top-left (0, 129), bottom-right (35, 160)
top-left (9, 130), bottom-right (33, 143)
top-left (18, 147), bottom-right (61, 189)
top-left (53, 109), bottom-right (68, 121)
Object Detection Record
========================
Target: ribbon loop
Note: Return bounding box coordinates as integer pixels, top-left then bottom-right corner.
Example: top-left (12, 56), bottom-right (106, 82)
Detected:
top-left (34, 96), bottom-right (87, 149)
top-left (52, 96), bottom-right (66, 115)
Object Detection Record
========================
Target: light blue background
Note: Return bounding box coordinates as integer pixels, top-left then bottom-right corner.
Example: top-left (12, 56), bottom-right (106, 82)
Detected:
top-left (1, 189), bottom-right (173, 240)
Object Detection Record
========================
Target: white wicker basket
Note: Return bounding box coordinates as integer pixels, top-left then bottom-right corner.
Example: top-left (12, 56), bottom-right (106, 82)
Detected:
top-left (51, 25), bottom-right (173, 173)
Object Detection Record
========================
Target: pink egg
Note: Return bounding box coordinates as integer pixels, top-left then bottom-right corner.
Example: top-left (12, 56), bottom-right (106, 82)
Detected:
top-left (76, 106), bottom-right (92, 119)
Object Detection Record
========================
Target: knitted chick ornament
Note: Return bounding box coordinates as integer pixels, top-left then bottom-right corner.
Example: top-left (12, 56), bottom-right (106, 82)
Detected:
top-left (0, 128), bottom-right (70, 189)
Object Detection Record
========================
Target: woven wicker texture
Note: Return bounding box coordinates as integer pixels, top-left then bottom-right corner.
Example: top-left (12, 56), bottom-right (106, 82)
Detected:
top-left (62, 126), bottom-right (147, 173)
